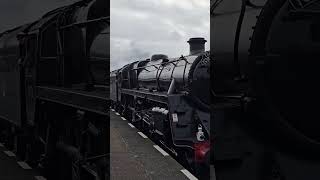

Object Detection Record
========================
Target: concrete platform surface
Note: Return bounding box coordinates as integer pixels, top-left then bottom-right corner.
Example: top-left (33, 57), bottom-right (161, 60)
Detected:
top-left (0, 143), bottom-right (45, 180)
top-left (110, 109), bottom-right (195, 180)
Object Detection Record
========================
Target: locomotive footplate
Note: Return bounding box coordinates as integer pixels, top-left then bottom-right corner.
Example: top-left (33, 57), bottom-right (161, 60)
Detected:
top-left (36, 86), bottom-right (108, 116)
top-left (121, 88), bottom-right (168, 103)
top-left (110, 110), bottom-right (193, 180)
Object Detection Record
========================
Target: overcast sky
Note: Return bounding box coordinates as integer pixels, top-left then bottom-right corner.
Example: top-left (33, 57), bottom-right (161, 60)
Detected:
top-left (0, 0), bottom-right (210, 71)
top-left (0, 0), bottom-right (78, 32)
top-left (110, 0), bottom-right (210, 70)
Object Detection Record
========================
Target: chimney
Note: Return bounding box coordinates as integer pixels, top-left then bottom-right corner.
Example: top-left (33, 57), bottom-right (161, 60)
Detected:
top-left (187, 37), bottom-right (207, 55)
top-left (150, 54), bottom-right (168, 61)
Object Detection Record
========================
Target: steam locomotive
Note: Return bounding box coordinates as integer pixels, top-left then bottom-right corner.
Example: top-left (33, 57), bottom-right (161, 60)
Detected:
top-left (0, 0), bottom-right (109, 179)
top-left (212, 0), bottom-right (320, 179)
top-left (110, 38), bottom-right (210, 179)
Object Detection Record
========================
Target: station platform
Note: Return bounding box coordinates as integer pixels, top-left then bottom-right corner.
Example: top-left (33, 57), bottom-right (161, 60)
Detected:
top-left (0, 143), bottom-right (45, 180)
top-left (110, 109), bottom-right (197, 180)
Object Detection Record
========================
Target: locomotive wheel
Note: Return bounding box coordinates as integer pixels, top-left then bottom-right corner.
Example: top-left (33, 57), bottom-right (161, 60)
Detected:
top-left (176, 148), bottom-right (193, 170)
top-left (116, 104), bottom-right (123, 114)
top-left (184, 150), bottom-right (194, 170)
top-left (16, 131), bottom-right (30, 163)
top-left (250, 0), bottom-right (320, 157)
top-left (178, 148), bottom-right (210, 180)
top-left (176, 148), bottom-right (196, 175)
top-left (122, 106), bottom-right (131, 120)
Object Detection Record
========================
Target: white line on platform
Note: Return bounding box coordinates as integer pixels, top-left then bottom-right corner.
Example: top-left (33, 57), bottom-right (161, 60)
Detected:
top-left (17, 161), bottom-right (32, 169)
top-left (128, 123), bottom-right (135, 128)
top-left (153, 145), bottom-right (169, 156)
top-left (115, 112), bottom-right (120, 116)
top-left (3, 151), bottom-right (15, 157)
top-left (181, 169), bottom-right (198, 180)
top-left (121, 117), bottom-right (126, 121)
top-left (34, 176), bottom-right (47, 180)
top-left (111, 109), bottom-right (115, 111)
top-left (0, 143), bottom-right (3, 147)
top-left (137, 132), bottom-right (148, 139)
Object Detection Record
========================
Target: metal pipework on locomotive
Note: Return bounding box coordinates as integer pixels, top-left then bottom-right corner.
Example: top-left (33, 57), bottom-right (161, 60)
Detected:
top-left (151, 107), bottom-right (169, 115)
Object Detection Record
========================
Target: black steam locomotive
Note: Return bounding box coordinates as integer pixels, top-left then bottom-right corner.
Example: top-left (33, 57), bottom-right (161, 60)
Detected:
top-left (0, 0), bottom-right (109, 179)
top-left (212, 0), bottom-right (320, 179)
top-left (110, 38), bottom-right (210, 178)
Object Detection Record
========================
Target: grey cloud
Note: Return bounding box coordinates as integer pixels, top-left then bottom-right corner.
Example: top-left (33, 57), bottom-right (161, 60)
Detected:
top-left (111, 0), bottom-right (210, 70)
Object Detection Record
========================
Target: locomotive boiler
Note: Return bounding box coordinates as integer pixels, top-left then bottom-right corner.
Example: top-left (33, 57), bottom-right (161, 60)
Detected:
top-left (0, 0), bottom-right (109, 180)
top-left (110, 38), bottom-right (210, 179)
top-left (212, 0), bottom-right (320, 179)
